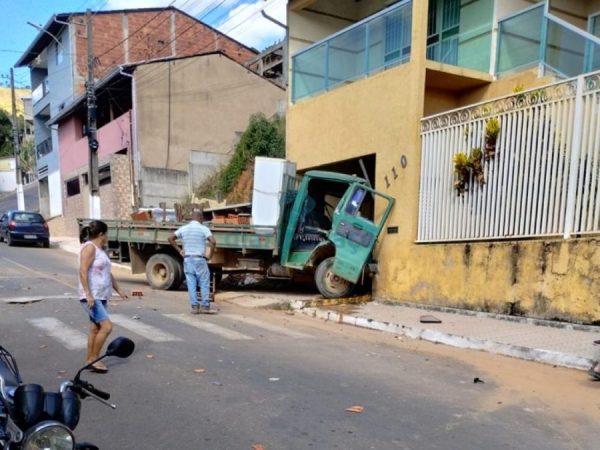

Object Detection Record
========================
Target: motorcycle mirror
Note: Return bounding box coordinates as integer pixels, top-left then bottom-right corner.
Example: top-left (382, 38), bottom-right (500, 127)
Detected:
top-left (105, 337), bottom-right (135, 358)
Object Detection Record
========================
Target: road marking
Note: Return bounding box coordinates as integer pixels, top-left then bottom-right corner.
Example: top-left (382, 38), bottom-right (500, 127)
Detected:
top-left (164, 314), bottom-right (254, 341)
top-left (28, 318), bottom-right (87, 350)
top-left (1, 257), bottom-right (77, 289)
top-left (3, 295), bottom-right (78, 304)
top-left (111, 314), bottom-right (183, 342)
top-left (220, 314), bottom-right (312, 338)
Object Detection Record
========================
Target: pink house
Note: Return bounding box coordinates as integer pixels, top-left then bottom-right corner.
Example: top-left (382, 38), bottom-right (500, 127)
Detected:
top-left (52, 70), bottom-right (134, 235)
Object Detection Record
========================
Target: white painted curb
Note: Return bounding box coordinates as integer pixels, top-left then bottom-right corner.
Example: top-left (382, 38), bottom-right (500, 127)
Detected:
top-left (297, 307), bottom-right (595, 371)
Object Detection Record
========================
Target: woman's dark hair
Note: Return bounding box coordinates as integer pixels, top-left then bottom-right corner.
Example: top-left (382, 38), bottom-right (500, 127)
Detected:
top-left (79, 220), bottom-right (108, 243)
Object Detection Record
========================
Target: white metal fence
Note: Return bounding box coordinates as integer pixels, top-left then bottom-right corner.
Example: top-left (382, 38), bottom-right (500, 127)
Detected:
top-left (418, 71), bottom-right (600, 242)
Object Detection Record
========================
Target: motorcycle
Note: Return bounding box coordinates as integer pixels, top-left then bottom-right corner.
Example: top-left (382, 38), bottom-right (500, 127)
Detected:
top-left (0, 337), bottom-right (135, 450)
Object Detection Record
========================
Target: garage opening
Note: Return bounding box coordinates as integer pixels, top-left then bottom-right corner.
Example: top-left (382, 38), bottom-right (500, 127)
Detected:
top-left (299, 154), bottom-right (376, 188)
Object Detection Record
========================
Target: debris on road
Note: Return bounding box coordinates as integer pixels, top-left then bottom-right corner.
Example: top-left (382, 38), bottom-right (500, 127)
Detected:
top-left (132, 289), bottom-right (144, 297)
top-left (268, 377), bottom-right (280, 381)
top-left (252, 444), bottom-right (266, 450)
top-left (473, 377), bottom-right (484, 384)
top-left (132, 315), bottom-right (140, 320)
top-left (212, 381), bottom-right (223, 386)
top-left (194, 368), bottom-right (206, 374)
top-left (146, 354), bottom-right (155, 359)
top-left (420, 315), bottom-right (442, 324)
top-left (345, 405), bottom-right (364, 413)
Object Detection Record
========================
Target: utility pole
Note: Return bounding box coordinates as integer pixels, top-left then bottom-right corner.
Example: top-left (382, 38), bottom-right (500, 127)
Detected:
top-left (10, 68), bottom-right (25, 210)
top-left (86, 9), bottom-right (100, 219)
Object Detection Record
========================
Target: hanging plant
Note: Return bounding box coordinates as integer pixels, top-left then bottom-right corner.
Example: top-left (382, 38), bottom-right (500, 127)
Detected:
top-left (484, 117), bottom-right (500, 160)
top-left (469, 147), bottom-right (485, 186)
top-left (453, 151), bottom-right (470, 196)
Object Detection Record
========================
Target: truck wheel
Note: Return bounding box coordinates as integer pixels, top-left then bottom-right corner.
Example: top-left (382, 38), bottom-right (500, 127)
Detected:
top-left (173, 260), bottom-right (184, 290)
top-left (146, 254), bottom-right (180, 290)
top-left (315, 257), bottom-right (354, 299)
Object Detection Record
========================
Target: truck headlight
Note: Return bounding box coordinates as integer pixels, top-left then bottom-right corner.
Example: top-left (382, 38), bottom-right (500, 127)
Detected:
top-left (22, 421), bottom-right (74, 450)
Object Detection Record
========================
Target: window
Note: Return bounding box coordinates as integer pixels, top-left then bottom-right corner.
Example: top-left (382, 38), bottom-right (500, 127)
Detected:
top-left (427, 0), bottom-right (460, 65)
top-left (99, 164), bottom-right (111, 186)
top-left (13, 212), bottom-right (44, 223)
top-left (66, 177), bottom-right (80, 197)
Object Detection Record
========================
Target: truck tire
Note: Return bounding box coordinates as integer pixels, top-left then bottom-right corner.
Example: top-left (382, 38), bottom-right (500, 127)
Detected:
top-left (315, 257), bottom-right (354, 299)
top-left (173, 260), bottom-right (184, 290)
top-left (146, 254), bottom-right (180, 290)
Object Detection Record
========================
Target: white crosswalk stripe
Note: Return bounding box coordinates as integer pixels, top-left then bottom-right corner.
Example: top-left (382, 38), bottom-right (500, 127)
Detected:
top-left (28, 318), bottom-right (87, 350)
top-left (25, 312), bottom-right (311, 350)
top-left (164, 314), bottom-right (254, 341)
top-left (111, 314), bottom-right (183, 342)
top-left (220, 314), bottom-right (313, 339)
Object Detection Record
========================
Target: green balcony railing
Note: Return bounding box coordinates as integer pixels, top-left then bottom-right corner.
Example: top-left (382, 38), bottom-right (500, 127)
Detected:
top-left (497, 3), bottom-right (600, 78)
top-left (291, 0), bottom-right (412, 103)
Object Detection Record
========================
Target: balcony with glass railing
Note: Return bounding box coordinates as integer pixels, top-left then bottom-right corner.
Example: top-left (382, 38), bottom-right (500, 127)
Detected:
top-left (291, 0), bottom-right (412, 103)
top-left (32, 78), bottom-right (50, 104)
top-left (497, 3), bottom-right (600, 78)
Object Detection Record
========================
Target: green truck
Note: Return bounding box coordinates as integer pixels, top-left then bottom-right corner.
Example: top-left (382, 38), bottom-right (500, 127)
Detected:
top-left (78, 158), bottom-right (394, 298)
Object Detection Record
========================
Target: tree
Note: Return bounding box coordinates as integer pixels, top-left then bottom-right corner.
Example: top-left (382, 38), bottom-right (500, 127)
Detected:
top-left (19, 139), bottom-right (36, 174)
top-left (217, 113), bottom-right (285, 194)
top-left (0, 108), bottom-right (13, 158)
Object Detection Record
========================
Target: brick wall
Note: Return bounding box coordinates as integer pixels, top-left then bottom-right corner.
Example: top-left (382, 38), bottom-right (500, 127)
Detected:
top-left (72, 9), bottom-right (256, 95)
top-left (61, 153), bottom-right (132, 236)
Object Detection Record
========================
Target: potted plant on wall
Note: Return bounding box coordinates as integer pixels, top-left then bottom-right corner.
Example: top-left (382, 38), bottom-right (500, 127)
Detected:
top-left (469, 147), bottom-right (485, 186)
top-left (453, 151), bottom-right (470, 196)
top-left (484, 117), bottom-right (500, 160)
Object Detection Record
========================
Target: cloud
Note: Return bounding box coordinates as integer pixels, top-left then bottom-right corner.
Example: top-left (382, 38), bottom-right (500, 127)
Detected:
top-left (103, 0), bottom-right (286, 51)
top-left (218, 0), bottom-right (286, 51)
top-left (103, 0), bottom-right (239, 17)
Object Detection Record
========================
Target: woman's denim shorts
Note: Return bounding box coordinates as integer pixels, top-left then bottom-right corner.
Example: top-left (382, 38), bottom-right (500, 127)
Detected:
top-left (80, 299), bottom-right (109, 325)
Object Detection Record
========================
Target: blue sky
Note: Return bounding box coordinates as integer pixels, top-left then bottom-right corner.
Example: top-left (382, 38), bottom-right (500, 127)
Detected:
top-left (0, 0), bottom-right (286, 88)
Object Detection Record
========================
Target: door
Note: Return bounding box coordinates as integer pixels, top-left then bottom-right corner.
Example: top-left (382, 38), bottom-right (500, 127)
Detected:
top-left (329, 183), bottom-right (395, 283)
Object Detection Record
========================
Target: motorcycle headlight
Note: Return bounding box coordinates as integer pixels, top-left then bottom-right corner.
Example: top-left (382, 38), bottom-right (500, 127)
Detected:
top-left (22, 421), bottom-right (74, 450)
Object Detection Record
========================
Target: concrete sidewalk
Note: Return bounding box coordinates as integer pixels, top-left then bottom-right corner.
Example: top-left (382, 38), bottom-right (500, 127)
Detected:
top-left (292, 301), bottom-right (600, 371)
top-left (53, 235), bottom-right (599, 371)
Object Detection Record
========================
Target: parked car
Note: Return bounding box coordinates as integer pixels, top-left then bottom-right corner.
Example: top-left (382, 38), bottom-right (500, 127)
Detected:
top-left (0, 210), bottom-right (50, 248)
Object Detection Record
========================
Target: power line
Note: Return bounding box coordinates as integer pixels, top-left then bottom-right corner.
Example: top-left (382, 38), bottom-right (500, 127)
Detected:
top-left (95, 0), bottom-right (180, 60)
top-left (132, 0), bottom-right (266, 86)
top-left (98, 0), bottom-right (231, 68)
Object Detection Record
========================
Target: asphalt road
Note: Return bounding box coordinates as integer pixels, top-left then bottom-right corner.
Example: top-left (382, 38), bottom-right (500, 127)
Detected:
top-left (0, 181), bottom-right (39, 213)
top-left (1, 243), bottom-right (599, 449)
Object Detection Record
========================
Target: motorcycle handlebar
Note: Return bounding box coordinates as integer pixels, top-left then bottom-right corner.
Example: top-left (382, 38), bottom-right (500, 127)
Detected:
top-left (76, 380), bottom-right (111, 401)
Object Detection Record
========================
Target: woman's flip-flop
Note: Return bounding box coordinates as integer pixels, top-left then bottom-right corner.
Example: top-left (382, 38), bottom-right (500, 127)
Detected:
top-left (588, 366), bottom-right (600, 380)
top-left (90, 364), bottom-right (109, 374)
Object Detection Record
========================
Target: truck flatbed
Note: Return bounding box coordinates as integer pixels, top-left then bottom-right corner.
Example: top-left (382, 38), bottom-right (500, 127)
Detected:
top-left (79, 219), bottom-right (279, 253)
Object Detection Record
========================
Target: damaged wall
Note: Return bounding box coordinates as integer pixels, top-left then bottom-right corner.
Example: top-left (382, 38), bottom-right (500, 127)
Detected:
top-left (375, 238), bottom-right (600, 324)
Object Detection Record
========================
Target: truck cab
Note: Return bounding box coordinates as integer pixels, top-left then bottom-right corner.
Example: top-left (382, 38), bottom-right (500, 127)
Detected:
top-left (281, 171), bottom-right (395, 298)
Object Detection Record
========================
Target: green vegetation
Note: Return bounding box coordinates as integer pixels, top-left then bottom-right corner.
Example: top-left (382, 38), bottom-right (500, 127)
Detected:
top-left (0, 108), bottom-right (14, 158)
top-left (218, 113), bottom-right (285, 194)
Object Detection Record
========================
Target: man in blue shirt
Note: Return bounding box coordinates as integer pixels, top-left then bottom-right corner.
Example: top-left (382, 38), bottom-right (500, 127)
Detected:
top-left (169, 210), bottom-right (217, 314)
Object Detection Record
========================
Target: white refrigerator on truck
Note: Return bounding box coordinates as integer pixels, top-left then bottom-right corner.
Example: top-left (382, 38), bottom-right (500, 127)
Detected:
top-left (251, 157), bottom-right (297, 227)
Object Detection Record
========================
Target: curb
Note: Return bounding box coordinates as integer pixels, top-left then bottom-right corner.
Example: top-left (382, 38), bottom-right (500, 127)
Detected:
top-left (293, 306), bottom-right (595, 371)
top-left (53, 239), bottom-right (132, 271)
top-left (375, 299), bottom-right (600, 333)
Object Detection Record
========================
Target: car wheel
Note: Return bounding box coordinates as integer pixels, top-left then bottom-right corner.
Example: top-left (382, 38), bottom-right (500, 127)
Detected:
top-left (43, 240), bottom-right (50, 248)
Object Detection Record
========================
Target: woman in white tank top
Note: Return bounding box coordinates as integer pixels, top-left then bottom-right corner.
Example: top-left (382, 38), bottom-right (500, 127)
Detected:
top-left (79, 220), bottom-right (128, 373)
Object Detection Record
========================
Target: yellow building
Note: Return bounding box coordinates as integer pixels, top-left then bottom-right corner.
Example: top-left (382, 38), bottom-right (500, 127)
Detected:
top-left (287, 0), bottom-right (600, 323)
top-left (0, 87), bottom-right (30, 116)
